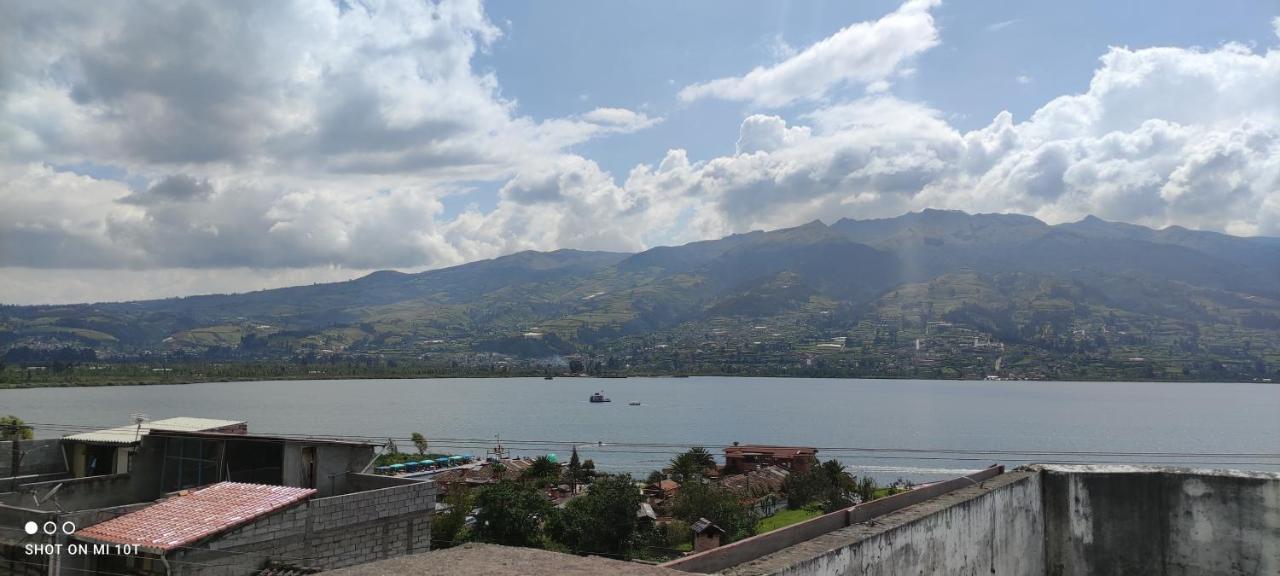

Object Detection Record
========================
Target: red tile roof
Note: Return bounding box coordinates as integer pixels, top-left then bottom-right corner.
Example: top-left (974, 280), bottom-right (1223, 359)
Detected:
top-left (75, 483), bottom-right (315, 553)
top-left (723, 445), bottom-right (816, 459)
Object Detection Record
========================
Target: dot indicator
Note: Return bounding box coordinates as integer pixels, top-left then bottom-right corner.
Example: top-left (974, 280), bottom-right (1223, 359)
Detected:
top-left (23, 521), bottom-right (37, 535)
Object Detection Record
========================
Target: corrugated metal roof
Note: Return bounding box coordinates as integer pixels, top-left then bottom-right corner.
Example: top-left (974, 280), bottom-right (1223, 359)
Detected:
top-left (75, 482), bottom-right (315, 553)
top-left (64, 417), bottom-right (245, 445)
top-left (690, 517), bottom-right (723, 534)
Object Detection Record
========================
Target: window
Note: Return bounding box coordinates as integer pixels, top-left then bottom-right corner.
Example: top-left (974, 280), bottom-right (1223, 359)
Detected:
top-left (160, 438), bottom-right (220, 491)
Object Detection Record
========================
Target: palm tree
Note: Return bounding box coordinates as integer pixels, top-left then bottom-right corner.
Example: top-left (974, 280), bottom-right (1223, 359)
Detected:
top-left (520, 456), bottom-right (562, 486)
top-left (818, 459), bottom-right (857, 511)
top-left (668, 447), bottom-right (717, 483)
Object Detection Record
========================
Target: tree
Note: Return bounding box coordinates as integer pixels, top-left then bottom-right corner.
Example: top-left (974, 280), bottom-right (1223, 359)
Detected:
top-left (0, 416), bottom-right (32, 441)
top-left (567, 447), bottom-right (584, 488)
top-left (816, 459), bottom-right (857, 512)
top-left (520, 456), bottom-right (562, 487)
top-left (784, 459), bottom-right (857, 512)
top-left (472, 480), bottom-right (550, 548)
top-left (549, 474), bottom-right (643, 557)
top-left (432, 486), bottom-right (473, 549)
top-left (410, 432), bottom-right (428, 455)
top-left (668, 447), bottom-right (716, 483)
top-left (856, 476), bottom-right (878, 504)
top-left (568, 358), bottom-right (585, 374)
top-left (671, 481), bottom-right (756, 543)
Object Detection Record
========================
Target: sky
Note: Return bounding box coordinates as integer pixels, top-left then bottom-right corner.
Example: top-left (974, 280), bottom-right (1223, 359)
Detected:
top-left (1, 0), bottom-right (1278, 305)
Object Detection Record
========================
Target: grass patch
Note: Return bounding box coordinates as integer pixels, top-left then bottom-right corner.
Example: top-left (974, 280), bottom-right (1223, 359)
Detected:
top-left (756, 507), bottom-right (823, 533)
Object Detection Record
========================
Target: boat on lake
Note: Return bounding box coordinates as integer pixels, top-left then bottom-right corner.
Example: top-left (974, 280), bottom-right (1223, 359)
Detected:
top-left (628, 401), bottom-right (641, 406)
top-left (590, 391), bottom-right (611, 403)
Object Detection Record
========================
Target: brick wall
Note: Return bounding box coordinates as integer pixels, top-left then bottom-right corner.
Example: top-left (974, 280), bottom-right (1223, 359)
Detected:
top-left (166, 478), bottom-right (434, 575)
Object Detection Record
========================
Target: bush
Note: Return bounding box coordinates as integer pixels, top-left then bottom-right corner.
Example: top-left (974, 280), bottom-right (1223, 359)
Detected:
top-left (472, 480), bottom-right (550, 548)
top-left (671, 481), bottom-right (756, 543)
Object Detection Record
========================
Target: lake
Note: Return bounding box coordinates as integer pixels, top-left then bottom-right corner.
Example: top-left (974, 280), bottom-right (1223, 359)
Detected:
top-left (2, 377), bottom-right (1277, 483)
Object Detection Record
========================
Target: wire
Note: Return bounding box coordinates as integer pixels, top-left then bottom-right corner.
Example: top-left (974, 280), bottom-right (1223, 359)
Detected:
top-left (20, 420), bottom-right (1280, 462)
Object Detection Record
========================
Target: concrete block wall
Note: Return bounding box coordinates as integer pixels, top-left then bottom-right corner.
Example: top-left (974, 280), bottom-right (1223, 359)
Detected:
top-left (168, 479), bottom-right (434, 575)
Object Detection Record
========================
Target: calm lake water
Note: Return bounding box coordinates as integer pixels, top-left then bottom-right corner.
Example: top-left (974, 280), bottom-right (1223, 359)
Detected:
top-left (2, 377), bottom-right (1277, 483)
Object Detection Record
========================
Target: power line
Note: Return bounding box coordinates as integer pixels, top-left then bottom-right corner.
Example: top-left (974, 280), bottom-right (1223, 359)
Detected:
top-left (21, 420), bottom-right (1280, 459)
top-left (15, 420), bottom-right (1280, 469)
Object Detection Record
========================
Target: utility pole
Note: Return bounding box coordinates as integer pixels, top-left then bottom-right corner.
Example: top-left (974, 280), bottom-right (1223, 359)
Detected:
top-left (6, 421), bottom-right (21, 488)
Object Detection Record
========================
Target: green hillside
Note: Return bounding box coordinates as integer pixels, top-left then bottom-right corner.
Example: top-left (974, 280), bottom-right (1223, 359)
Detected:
top-left (3, 211), bottom-right (1278, 383)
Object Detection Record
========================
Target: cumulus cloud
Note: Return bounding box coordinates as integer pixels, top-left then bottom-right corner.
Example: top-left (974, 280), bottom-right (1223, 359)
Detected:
top-left (656, 43), bottom-right (1280, 237)
top-left (678, 0), bottom-right (941, 108)
top-left (0, 0), bottom-right (664, 296)
top-left (3, 0), bottom-right (1279, 305)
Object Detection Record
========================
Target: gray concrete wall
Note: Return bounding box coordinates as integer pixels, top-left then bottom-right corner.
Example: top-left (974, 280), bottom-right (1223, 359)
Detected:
top-left (0, 439), bottom-right (66, 477)
top-left (163, 477), bottom-right (434, 575)
top-left (718, 471), bottom-right (1044, 576)
top-left (281, 442), bottom-right (375, 497)
top-left (0, 473), bottom-right (136, 511)
top-left (1039, 465), bottom-right (1280, 576)
top-left (665, 466), bottom-right (1007, 574)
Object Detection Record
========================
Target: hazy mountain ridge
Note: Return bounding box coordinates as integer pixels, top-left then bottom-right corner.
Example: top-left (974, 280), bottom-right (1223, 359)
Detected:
top-left (3, 210), bottom-right (1278, 381)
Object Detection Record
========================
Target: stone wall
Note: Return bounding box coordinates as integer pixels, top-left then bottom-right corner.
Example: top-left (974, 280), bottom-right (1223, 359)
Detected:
top-left (165, 477), bottom-right (434, 575)
top-left (1039, 465), bottom-right (1280, 576)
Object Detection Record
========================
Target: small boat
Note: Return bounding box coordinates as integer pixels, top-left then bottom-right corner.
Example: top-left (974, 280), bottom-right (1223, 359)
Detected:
top-left (628, 401), bottom-right (641, 406)
top-left (589, 391), bottom-right (611, 403)
top-left (544, 375), bottom-right (554, 380)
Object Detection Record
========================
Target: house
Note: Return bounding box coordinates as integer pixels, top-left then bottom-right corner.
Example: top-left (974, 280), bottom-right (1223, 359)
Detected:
top-left (0, 417), bottom-right (435, 575)
top-left (690, 517), bottom-right (725, 552)
top-left (62, 417), bottom-right (247, 478)
top-left (722, 444), bottom-right (817, 475)
top-left (719, 465), bottom-right (789, 518)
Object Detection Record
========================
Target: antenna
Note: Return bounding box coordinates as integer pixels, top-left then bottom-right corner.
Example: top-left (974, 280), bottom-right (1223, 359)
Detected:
top-left (33, 482), bottom-right (64, 512)
top-left (131, 413), bottom-right (148, 443)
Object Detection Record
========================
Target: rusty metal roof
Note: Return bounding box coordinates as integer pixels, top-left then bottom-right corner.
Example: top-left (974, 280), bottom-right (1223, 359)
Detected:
top-left (75, 482), bottom-right (315, 553)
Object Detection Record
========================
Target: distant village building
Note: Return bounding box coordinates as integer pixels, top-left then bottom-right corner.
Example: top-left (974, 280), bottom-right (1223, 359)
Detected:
top-left (722, 444), bottom-right (817, 475)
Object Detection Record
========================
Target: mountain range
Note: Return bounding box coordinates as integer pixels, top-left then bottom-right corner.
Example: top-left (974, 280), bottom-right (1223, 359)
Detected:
top-left (3, 210), bottom-right (1278, 381)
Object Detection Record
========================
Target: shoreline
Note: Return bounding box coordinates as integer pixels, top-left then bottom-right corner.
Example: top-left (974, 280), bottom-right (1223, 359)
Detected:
top-left (1, 370), bottom-right (1274, 391)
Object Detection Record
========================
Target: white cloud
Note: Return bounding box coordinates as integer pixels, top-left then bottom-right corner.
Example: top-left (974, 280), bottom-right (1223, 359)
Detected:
top-left (3, 2), bottom-right (1280, 305)
top-left (1274, 16), bottom-right (1279, 39)
top-left (677, 0), bottom-right (941, 108)
top-left (579, 108), bottom-right (661, 131)
top-left (639, 43), bottom-right (1280, 238)
top-left (736, 115), bottom-right (812, 154)
top-left (0, 0), bottom-right (667, 301)
top-left (986, 19), bottom-right (1018, 33)
top-left (1016, 75), bottom-right (1034, 85)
